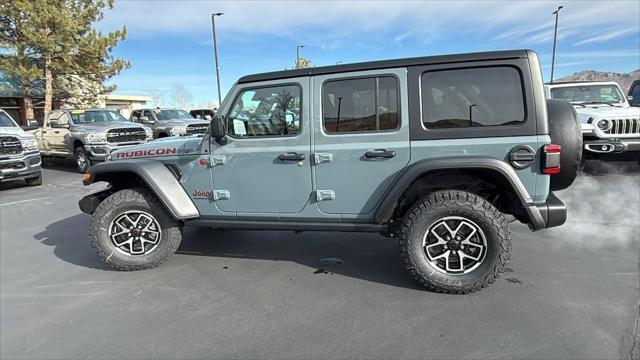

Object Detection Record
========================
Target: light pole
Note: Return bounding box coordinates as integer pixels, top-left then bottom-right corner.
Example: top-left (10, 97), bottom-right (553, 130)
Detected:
top-left (296, 44), bottom-right (305, 69)
top-left (211, 12), bottom-right (223, 107)
top-left (550, 5), bottom-right (563, 83)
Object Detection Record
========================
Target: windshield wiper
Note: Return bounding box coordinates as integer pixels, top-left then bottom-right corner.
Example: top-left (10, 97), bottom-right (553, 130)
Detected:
top-left (580, 101), bottom-right (620, 107)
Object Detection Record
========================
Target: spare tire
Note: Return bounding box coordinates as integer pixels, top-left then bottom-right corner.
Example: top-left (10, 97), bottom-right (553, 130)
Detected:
top-left (546, 99), bottom-right (583, 191)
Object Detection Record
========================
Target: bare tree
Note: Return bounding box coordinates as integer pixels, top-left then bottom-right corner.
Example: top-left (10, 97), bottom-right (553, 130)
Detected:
top-left (145, 87), bottom-right (166, 108)
top-left (169, 83), bottom-right (193, 109)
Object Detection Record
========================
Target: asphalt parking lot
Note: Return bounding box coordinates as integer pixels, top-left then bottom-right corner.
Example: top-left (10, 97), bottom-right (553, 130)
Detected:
top-left (1, 160), bottom-right (639, 359)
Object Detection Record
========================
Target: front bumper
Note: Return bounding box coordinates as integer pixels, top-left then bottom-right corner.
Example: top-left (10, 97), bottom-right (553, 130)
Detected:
top-left (525, 192), bottom-right (567, 231)
top-left (583, 138), bottom-right (640, 161)
top-left (84, 142), bottom-right (147, 161)
top-left (0, 151), bottom-right (42, 182)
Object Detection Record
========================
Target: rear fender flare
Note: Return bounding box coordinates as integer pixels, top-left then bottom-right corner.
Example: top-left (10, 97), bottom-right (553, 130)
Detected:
top-left (374, 157), bottom-right (536, 224)
top-left (83, 159), bottom-right (199, 220)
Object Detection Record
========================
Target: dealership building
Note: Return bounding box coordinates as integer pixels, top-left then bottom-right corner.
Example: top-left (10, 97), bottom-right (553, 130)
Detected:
top-left (0, 72), bottom-right (151, 125)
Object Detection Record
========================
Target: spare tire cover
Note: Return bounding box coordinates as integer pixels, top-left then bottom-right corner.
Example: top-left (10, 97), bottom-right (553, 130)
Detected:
top-left (546, 99), bottom-right (583, 191)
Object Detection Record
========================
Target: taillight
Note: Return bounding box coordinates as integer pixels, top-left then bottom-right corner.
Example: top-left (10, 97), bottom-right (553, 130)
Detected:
top-left (543, 144), bottom-right (561, 175)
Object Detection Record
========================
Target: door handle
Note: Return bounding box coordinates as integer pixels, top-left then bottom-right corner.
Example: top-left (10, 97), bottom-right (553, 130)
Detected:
top-left (54, 131), bottom-right (60, 134)
top-left (277, 152), bottom-right (305, 162)
top-left (365, 149), bottom-right (396, 159)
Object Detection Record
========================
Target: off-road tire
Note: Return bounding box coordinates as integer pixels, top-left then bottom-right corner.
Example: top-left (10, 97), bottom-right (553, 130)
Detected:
top-left (89, 187), bottom-right (182, 271)
top-left (74, 147), bottom-right (91, 173)
top-left (399, 190), bottom-right (511, 294)
top-left (24, 173), bottom-right (42, 186)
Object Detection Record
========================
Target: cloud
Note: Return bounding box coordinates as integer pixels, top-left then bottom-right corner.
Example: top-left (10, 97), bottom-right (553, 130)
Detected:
top-left (100, 0), bottom-right (639, 49)
top-left (573, 28), bottom-right (640, 46)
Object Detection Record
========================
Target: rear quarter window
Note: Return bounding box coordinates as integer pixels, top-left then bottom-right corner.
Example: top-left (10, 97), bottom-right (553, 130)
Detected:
top-left (421, 66), bottom-right (526, 129)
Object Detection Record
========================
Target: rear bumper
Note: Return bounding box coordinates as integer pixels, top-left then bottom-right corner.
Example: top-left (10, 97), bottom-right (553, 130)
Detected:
top-left (0, 151), bottom-right (42, 182)
top-left (583, 138), bottom-right (640, 161)
top-left (524, 192), bottom-right (567, 231)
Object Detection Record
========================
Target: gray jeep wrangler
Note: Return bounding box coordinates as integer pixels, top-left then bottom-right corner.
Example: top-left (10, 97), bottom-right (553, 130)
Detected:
top-left (79, 50), bottom-right (582, 293)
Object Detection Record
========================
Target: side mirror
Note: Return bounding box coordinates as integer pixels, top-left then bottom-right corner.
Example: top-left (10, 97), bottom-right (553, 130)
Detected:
top-left (50, 120), bottom-right (69, 128)
top-left (204, 115), bottom-right (212, 121)
top-left (210, 114), bottom-right (227, 144)
top-left (140, 116), bottom-right (155, 125)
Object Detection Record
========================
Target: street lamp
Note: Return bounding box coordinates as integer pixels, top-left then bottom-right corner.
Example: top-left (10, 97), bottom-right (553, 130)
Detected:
top-left (296, 45), bottom-right (305, 69)
top-left (550, 5), bottom-right (563, 83)
top-left (211, 12), bottom-right (224, 107)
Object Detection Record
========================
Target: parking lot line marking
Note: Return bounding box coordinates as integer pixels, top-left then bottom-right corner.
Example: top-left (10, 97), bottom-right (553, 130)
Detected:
top-left (0, 196), bottom-right (52, 207)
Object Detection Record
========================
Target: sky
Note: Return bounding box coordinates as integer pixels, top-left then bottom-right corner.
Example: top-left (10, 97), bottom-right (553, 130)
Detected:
top-left (98, 0), bottom-right (640, 108)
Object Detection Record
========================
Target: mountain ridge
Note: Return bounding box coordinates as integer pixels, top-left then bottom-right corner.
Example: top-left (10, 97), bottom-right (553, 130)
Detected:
top-left (555, 69), bottom-right (640, 93)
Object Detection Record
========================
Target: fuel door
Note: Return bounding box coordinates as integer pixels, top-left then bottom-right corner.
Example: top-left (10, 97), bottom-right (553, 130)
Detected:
top-left (509, 145), bottom-right (535, 169)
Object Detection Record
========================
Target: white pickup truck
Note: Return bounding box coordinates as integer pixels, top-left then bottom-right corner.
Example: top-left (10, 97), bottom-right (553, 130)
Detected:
top-left (545, 81), bottom-right (639, 162)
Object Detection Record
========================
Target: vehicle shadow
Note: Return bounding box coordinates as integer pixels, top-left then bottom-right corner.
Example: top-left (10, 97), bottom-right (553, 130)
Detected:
top-left (35, 213), bottom-right (423, 290)
top-left (41, 157), bottom-right (80, 174)
top-left (0, 179), bottom-right (28, 191)
top-left (178, 226), bottom-right (423, 290)
top-left (33, 213), bottom-right (111, 270)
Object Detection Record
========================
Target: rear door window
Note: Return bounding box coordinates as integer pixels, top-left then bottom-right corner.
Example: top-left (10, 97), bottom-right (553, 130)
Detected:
top-left (421, 67), bottom-right (525, 129)
top-left (323, 76), bottom-right (399, 133)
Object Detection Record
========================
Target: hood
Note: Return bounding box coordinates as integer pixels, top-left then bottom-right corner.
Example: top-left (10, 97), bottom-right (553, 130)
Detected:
top-left (72, 122), bottom-right (149, 132)
top-left (0, 126), bottom-right (34, 138)
top-left (109, 136), bottom-right (203, 161)
top-left (575, 106), bottom-right (640, 123)
top-left (159, 119), bottom-right (209, 127)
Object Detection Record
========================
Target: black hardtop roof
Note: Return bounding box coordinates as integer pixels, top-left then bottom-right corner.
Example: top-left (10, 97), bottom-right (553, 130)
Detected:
top-left (238, 49), bottom-right (533, 84)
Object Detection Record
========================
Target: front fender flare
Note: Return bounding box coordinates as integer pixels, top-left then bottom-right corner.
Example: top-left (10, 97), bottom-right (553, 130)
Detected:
top-left (83, 159), bottom-right (199, 220)
top-left (373, 157), bottom-right (538, 224)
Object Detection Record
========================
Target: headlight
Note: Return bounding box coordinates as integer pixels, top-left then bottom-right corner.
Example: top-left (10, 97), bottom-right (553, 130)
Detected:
top-left (170, 127), bottom-right (187, 136)
top-left (597, 119), bottom-right (611, 131)
top-left (20, 138), bottom-right (39, 151)
top-left (86, 133), bottom-right (107, 143)
top-left (144, 128), bottom-right (153, 140)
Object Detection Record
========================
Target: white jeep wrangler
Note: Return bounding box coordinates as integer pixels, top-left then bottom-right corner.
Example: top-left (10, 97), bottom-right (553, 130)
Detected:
top-left (545, 81), bottom-right (640, 161)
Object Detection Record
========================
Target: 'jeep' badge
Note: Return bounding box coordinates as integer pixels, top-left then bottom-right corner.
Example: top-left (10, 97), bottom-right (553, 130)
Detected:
top-left (192, 189), bottom-right (213, 199)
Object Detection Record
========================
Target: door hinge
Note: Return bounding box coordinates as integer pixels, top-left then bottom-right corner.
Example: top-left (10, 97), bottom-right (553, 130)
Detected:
top-left (213, 190), bottom-right (231, 200)
top-left (313, 153), bottom-right (333, 165)
top-left (315, 190), bottom-right (335, 202)
top-left (211, 154), bottom-right (227, 166)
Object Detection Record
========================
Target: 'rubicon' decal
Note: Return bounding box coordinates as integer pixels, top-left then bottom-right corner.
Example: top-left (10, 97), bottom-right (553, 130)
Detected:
top-left (115, 148), bottom-right (177, 159)
top-left (192, 189), bottom-right (213, 199)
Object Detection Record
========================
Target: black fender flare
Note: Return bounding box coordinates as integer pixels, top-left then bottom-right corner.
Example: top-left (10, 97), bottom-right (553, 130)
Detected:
top-left (374, 157), bottom-right (539, 224)
top-left (81, 159), bottom-right (199, 220)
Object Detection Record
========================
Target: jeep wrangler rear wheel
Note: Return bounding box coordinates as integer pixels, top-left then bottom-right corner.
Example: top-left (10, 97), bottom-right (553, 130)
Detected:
top-left (89, 188), bottom-right (182, 271)
top-left (399, 190), bottom-right (511, 294)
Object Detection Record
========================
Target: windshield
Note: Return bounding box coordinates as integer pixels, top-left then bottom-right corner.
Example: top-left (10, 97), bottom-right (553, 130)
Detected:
top-left (70, 110), bottom-right (128, 123)
top-left (0, 112), bottom-right (18, 127)
top-left (154, 109), bottom-right (194, 121)
top-left (550, 85), bottom-right (625, 104)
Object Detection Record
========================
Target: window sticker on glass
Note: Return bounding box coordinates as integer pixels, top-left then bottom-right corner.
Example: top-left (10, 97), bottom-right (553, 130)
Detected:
top-left (233, 119), bottom-right (247, 136)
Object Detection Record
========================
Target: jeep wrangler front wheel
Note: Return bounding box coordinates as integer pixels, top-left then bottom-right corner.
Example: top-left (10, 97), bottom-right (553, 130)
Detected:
top-left (89, 188), bottom-right (182, 270)
top-left (399, 190), bottom-right (511, 294)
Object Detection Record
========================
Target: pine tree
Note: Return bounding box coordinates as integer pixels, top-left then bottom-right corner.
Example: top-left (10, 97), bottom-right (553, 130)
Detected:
top-left (0, 0), bottom-right (41, 122)
top-left (0, 0), bottom-right (130, 118)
